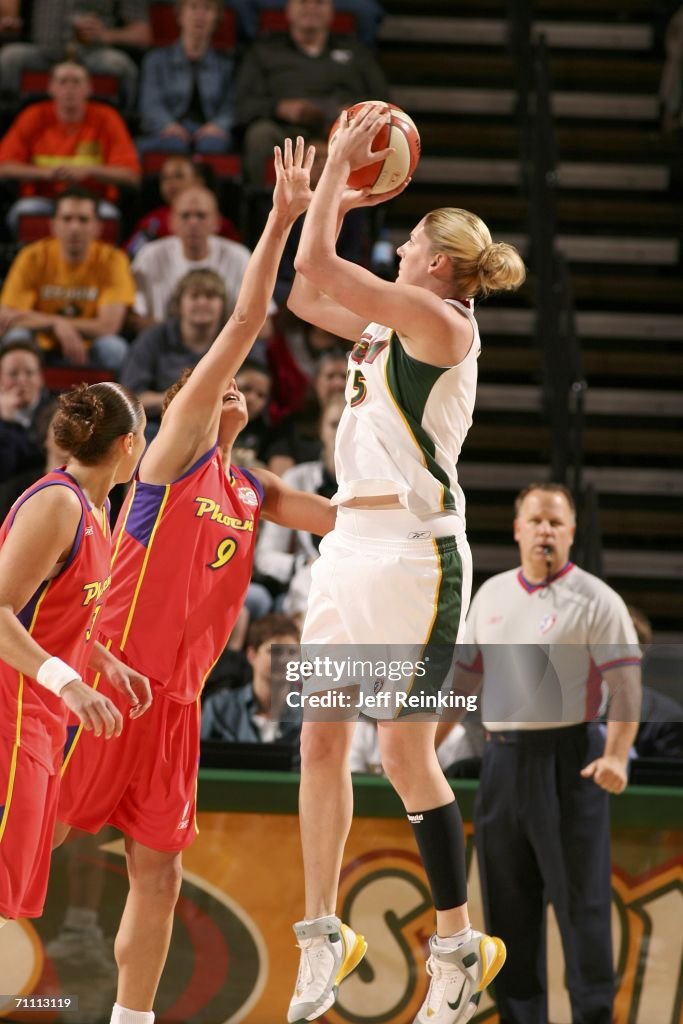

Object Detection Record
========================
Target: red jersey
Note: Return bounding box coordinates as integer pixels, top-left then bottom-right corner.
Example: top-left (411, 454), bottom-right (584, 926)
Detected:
top-left (0, 471), bottom-right (112, 772)
top-left (100, 448), bottom-right (263, 703)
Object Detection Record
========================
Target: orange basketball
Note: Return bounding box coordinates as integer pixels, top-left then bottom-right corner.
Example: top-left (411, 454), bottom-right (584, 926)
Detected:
top-left (328, 101), bottom-right (421, 195)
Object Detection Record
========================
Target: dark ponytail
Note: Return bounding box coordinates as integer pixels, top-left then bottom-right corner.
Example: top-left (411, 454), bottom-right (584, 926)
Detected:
top-left (52, 382), bottom-right (144, 464)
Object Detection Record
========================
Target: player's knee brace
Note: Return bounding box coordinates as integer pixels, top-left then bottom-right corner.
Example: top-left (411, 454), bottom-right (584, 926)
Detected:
top-left (407, 800), bottom-right (467, 910)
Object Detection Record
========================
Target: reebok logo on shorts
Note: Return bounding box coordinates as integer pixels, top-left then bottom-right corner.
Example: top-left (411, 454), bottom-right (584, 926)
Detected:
top-left (178, 801), bottom-right (191, 830)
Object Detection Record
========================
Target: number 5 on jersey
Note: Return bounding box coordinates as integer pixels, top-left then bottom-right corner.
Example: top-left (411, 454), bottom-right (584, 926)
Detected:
top-left (349, 368), bottom-right (367, 407)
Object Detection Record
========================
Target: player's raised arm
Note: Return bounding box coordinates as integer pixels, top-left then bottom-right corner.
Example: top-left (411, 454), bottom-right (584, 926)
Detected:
top-left (292, 105), bottom-right (459, 357)
top-left (141, 138), bottom-right (315, 482)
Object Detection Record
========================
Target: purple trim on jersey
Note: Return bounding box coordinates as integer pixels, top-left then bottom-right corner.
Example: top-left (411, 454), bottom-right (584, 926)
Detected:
top-left (125, 482), bottom-right (167, 548)
top-left (517, 562), bottom-right (575, 593)
top-left (597, 657), bottom-right (642, 671)
top-left (17, 578), bottom-right (50, 630)
top-left (8, 475), bottom-right (86, 577)
top-left (126, 447), bottom-right (221, 547)
top-left (175, 445), bottom-right (217, 483)
top-left (237, 466), bottom-right (264, 506)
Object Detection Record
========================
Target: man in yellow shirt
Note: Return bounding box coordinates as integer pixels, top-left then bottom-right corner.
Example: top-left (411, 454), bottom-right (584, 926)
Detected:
top-left (0, 187), bottom-right (134, 370)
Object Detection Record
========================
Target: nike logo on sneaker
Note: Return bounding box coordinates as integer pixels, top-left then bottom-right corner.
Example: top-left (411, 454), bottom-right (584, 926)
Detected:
top-left (448, 981), bottom-right (465, 1011)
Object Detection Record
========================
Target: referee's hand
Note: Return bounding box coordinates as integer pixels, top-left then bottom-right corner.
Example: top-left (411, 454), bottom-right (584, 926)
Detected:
top-left (580, 755), bottom-right (628, 794)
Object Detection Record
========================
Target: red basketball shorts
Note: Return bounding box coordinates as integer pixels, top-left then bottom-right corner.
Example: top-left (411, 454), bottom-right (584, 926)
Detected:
top-left (58, 678), bottom-right (201, 853)
top-left (0, 736), bottom-right (60, 919)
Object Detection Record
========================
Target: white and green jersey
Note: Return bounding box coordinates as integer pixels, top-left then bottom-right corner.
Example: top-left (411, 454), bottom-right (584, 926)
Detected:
top-left (333, 299), bottom-right (480, 522)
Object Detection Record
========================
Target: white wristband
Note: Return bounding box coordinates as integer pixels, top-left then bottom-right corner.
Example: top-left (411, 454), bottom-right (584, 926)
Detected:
top-left (36, 657), bottom-right (81, 696)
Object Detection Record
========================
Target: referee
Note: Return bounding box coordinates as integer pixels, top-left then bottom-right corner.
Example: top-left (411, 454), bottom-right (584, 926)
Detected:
top-left (455, 483), bottom-right (641, 1024)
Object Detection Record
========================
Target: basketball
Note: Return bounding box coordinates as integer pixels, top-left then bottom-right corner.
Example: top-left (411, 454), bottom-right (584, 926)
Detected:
top-left (328, 101), bottom-right (421, 195)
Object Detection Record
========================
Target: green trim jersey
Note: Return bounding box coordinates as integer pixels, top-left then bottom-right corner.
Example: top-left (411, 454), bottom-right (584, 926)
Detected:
top-left (334, 299), bottom-right (480, 523)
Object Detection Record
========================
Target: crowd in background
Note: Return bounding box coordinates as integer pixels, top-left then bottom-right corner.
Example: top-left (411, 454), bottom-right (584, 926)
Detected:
top-left (0, 0), bottom-right (681, 775)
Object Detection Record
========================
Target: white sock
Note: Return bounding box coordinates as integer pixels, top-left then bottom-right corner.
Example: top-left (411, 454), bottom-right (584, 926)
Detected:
top-left (435, 924), bottom-right (473, 951)
top-left (110, 1004), bottom-right (154, 1024)
top-left (0, 916), bottom-right (8, 930)
top-left (64, 907), bottom-right (98, 931)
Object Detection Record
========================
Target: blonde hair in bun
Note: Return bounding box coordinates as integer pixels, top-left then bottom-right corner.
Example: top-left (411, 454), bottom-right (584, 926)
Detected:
top-left (423, 208), bottom-right (526, 298)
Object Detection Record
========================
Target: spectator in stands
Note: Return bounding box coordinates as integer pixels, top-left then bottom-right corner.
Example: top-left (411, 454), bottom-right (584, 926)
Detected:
top-left (200, 613), bottom-right (301, 755)
top-left (233, 0), bottom-right (385, 48)
top-left (120, 268), bottom-right (228, 435)
top-left (138, 0), bottom-right (237, 156)
top-left (0, 342), bottom-right (51, 487)
top-left (236, 0), bottom-right (390, 187)
top-left (0, 398), bottom-right (65, 517)
top-left (254, 393), bottom-right (343, 617)
top-left (0, 340), bottom-right (52, 435)
top-left (232, 360), bottom-right (277, 467)
top-left (284, 316), bottom-right (350, 380)
top-left (0, 0), bottom-right (149, 115)
top-left (131, 184), bottom-right (274, 334)
top-left (266, 347), bottom-right (348, 472)
top-left (125, 155), bottom-right (240, 257)
top-left (0, 187), bottom-right (134, 370)
top-left (0, 61), bottom-right (141, 234)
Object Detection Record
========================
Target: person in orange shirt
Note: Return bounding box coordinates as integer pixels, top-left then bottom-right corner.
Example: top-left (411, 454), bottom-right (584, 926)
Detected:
top-left (0, 188), bottom-right (134, 371)
top-left (0, 61), bottom-right (140, 236)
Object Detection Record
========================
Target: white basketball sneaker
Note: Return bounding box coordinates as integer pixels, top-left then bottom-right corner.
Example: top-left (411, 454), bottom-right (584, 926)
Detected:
top-left (413, 931), bottom-right (506, 1023)
top-left (287, 914), bottom-right (367, 1023)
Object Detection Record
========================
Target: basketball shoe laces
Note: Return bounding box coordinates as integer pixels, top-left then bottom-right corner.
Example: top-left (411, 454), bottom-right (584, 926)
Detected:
top-left (294, 935), bottom-right (339, 1002)
top-left (423, 953), bottom-right (468, 1014)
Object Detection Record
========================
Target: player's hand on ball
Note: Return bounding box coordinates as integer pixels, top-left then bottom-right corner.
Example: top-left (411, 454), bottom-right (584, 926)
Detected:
top-left (273, 136), bottom-right (315, 224)
top-left (339, 176), bottom-right (412, 215)
top-left (331, 104), bottom-right (394, 172)
top-left (61, 679), bottom-right (124, 739)
top-left (104, 657), bottom-right (153, 719)
top-left (580, 754), bottom-right (628, 794)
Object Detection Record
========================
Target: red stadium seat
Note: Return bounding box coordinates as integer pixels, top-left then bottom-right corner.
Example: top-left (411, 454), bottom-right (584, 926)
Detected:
top-left (258, 8), bottom-right (356, 35)
top-left (16, 214), bottom-right (119, 245)
top-left (194, 153), bottom-right (242, 180)
top-left (19, 69), bottom-right (122, 103)
top-left (43, 367), bottom-right (115, 391)
top-left (149, 1), bottom-right (236, 49)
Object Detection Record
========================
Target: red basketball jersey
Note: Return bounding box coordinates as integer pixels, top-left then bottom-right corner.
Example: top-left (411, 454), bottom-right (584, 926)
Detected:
top-left (0, 471), bottom-right (112, 771)
top-left (100, 448), bottom-right (263, 702)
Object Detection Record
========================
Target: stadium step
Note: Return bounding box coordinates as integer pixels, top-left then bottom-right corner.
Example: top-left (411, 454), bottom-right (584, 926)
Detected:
top-left (381, 0), bottom-right (682, 632)
top-left (387, 229), bottom-right (679, 266)
top-left (392, 85), bottom-right (660, 121)
top-left (413, 157), bottom-right (670, 191)
top-left (381, 17), bottom-right (654, 50)
top-left (459, 464), bottom-right (683, 497)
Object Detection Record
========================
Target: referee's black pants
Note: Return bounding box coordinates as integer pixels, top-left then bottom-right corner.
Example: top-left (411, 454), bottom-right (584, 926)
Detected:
top-left (474, 723), bottom-right (614, 1024)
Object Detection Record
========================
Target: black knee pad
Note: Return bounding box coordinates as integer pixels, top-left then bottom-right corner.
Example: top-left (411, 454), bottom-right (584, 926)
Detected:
top-left (407, 800), bottom-right (467, 910)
